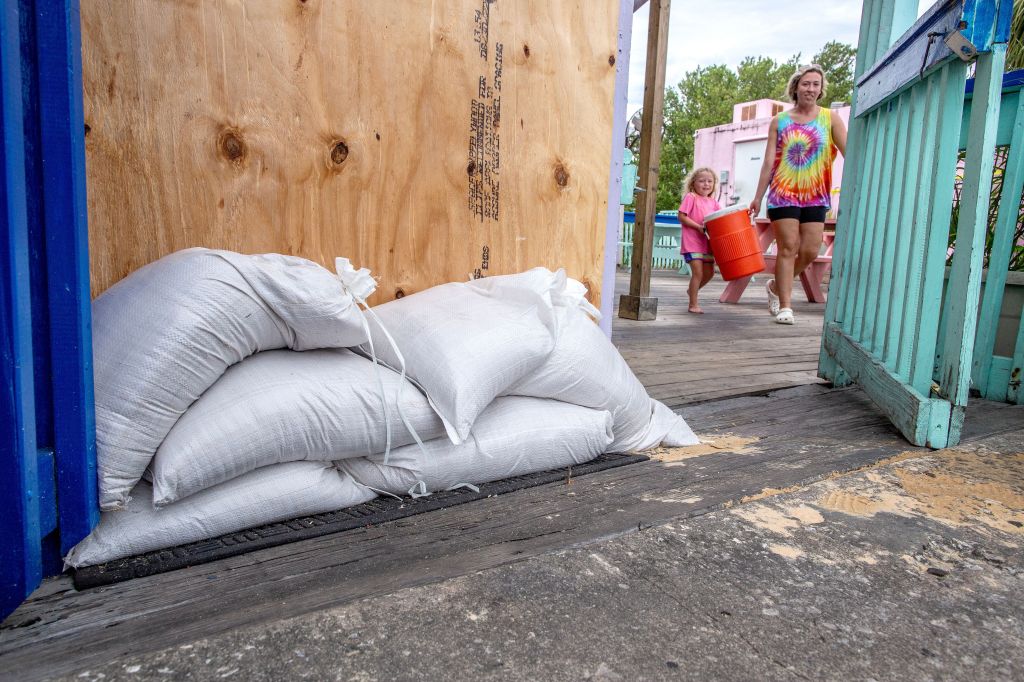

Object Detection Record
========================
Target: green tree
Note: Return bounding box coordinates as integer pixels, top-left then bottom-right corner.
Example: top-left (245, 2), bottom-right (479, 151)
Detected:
top-left (655, 64), bottom-right (737, 210)
top-left (1009, 0), bottom-right (1023, 71)
top-left (813, 41), bottom-right (857, 105)
top-left (735, 55), bottom-right (797, 103)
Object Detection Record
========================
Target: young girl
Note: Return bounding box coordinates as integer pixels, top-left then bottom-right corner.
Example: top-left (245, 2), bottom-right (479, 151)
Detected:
top-left (677, 167), bottom-right (721, 314)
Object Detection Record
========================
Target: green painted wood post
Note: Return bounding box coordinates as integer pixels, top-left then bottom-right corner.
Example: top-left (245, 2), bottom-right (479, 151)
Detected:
top-left (852, 106), bottom-right (898, 344)
top-left (897, 69), bottom-right (950, 385)
top-left (973, 93), bottom-right (1024, 397)
top-left (937, 45), bottom-right (1008, 408)
top-left (884, 85), bottom-right (927, 374)
top-left (869, 95), bottom-right (913, 359)
top-left (912, 63), bottom-right (969, 397)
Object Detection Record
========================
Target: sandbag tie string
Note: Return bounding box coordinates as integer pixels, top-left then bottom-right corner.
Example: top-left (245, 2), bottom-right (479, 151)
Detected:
top-left (335, 258), bottom-right (430, 466)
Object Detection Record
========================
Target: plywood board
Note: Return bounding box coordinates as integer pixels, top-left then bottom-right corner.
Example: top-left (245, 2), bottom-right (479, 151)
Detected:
top-left (80, 0), bottom-right (618, 304)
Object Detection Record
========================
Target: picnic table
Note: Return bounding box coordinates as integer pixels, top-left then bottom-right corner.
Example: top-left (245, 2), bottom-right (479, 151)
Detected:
top-left (718, 218), bottom-right (836, 304)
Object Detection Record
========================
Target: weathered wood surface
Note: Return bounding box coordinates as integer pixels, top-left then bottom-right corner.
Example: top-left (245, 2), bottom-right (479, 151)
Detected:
top-left (613, 270), bottom-right (828, 406)
top-left (622, 0), bottom-right (670, 305)
top-left (973, 92), bottom-right (1024, 398)
top-left (6, 383), bottom-right (1019, 681)
top-left (81, 0), bottom-right (618, 304)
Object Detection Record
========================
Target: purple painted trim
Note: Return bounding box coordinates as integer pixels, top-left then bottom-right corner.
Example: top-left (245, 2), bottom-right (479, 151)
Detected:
top-left (600, 0), bottom-right (636, 337)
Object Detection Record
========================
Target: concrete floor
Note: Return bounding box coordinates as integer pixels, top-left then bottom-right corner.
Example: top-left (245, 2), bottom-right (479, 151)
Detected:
top-left (48, 426), bottom-right (1024, 682)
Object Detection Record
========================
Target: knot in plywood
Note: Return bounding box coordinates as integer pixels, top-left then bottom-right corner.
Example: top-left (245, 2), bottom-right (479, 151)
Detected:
top-left (553, 162), bottom-right (570, 188)
top-left (217, 128), bottom-right (247, 166)
top-left (330, 140), bottom-right (349, 166)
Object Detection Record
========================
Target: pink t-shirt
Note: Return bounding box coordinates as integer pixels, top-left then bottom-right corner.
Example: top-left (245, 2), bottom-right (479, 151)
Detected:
top-left (678, 193), bottom-right (720, 254)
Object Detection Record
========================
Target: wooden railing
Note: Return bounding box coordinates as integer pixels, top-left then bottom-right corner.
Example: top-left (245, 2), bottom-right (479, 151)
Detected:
top-left (619, 211), bottom-right (690, 272)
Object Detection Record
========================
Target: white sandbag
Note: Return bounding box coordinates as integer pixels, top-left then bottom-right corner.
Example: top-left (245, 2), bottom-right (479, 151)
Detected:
top-left (150, 348), bottom-right (446, 507)
top-left (338, 396), bottom-right (613, 496)
top-left (467, 267), bottom-right (601, 318)
top-left (65, 462), bottom-right (374, 568)
top-left (92, 248), bottom-right (371, 510)
top-left (359, 281), bottom-right (557, 444)
top-left (503, 274), bottom-right (699, 451)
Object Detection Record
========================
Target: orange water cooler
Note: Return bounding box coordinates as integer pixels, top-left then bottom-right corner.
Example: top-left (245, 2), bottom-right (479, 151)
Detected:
top-left (703, 205), bottom-right (766, 281)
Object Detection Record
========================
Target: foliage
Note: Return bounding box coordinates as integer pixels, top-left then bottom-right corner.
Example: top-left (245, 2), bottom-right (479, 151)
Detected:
top-left (1009, 0), bottom-right (1024, 71)
top-left (643, 42), bottom-right (854, 211)
top-left (654, 64), bottom-right (739, 210)
top-left (948, 146), bottom-right (1024, 272)
top-left (813, 41), bottom-right (857, 105)
top-left (946, 1), bottom-right (1024, 270)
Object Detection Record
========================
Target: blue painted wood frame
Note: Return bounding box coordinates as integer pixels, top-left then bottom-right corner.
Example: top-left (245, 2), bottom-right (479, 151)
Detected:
top-left (1, 0), bottom-right (97, 621)
top-left (33, 0), bottom-right (98, 553)
top-left (856, 0), bottom-right (1015, 116)
top-left (19, 0), bottom-right (60, 576)
top-left (1, 0), bottom-right (43, 621)
top-left (623, 210), bottom-right (681, 226)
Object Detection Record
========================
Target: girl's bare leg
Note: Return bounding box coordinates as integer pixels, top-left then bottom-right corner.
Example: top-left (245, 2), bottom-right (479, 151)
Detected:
top-left (688, 260), bottom-right (704, 313)
top-left (700, 260), bottom-right (715, 289)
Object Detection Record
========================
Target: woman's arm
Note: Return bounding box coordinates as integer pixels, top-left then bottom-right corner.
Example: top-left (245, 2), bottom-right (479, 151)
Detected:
top-left (831, 109), bottom-right (847, 157)
top-left (748, 116), bottom-right (778, 214)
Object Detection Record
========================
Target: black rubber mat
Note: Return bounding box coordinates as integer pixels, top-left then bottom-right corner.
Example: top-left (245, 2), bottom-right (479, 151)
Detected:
top-left (72, 453), bottom-right (648, 589)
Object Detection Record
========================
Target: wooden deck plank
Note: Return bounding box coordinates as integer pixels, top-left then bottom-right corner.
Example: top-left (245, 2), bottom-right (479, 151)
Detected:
top-left (611, 270), bottom-right (826, 402)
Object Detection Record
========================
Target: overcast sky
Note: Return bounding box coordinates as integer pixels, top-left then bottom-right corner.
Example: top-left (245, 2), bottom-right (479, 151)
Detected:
top-left (626, 0), bottom-right (936, 115)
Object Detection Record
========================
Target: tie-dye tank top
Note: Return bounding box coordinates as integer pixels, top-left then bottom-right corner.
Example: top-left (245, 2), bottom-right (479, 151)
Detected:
top-left (767, 107), bottom-right (836, 209)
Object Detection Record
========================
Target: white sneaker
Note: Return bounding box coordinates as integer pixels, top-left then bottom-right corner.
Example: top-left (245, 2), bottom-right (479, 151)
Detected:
top-left (775, 308), bottom-right (794, 325)
top-left (766, 279), bottom-right (780, 316)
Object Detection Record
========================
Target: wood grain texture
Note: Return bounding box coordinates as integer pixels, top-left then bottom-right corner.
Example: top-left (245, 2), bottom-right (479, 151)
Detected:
top-left (939, 47), bottom-right (1006, 406)
top-left (80, 0), bottom-right (618, 304)
top-left (972, 92), bottom-right (1024, 397)
top-left (612, 271), bottom-right (828, 406)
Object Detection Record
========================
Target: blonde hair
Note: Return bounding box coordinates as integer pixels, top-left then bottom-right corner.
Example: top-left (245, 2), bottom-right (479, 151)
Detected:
top-left (683, 167), bottom-right (718, 197)
top-left (786, 64), bottom-right (828, 104)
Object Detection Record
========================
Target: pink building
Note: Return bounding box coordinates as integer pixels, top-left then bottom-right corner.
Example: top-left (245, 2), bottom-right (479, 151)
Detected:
top-left (693, 99), bottom-right (851, 218)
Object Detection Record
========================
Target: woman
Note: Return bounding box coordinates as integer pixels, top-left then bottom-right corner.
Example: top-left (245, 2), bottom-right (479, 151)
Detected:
top-left (749, 64), bottom-right (847, 325)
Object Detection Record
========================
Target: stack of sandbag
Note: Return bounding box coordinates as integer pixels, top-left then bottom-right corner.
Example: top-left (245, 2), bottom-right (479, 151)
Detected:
top-left (68, 250), bottom-right (384, 567)
top-left (68, 258), bottom-right (698, 569)
top-left (335, 267), bottom-right (698, 496)
top-left (486, 268), bottom-right (697, 451)
top-left (91, 248), bottom-right (371, 510)
top-left (338, 396), bottom-right (614, 495)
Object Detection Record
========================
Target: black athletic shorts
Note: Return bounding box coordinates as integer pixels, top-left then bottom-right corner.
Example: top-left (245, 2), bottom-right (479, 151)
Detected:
top-left (766, 206), bottom-right (829, 223)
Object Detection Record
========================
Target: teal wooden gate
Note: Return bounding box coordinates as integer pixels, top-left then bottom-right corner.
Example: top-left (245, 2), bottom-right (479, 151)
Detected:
top-left (819, 0), bottom-right (1015, 447)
